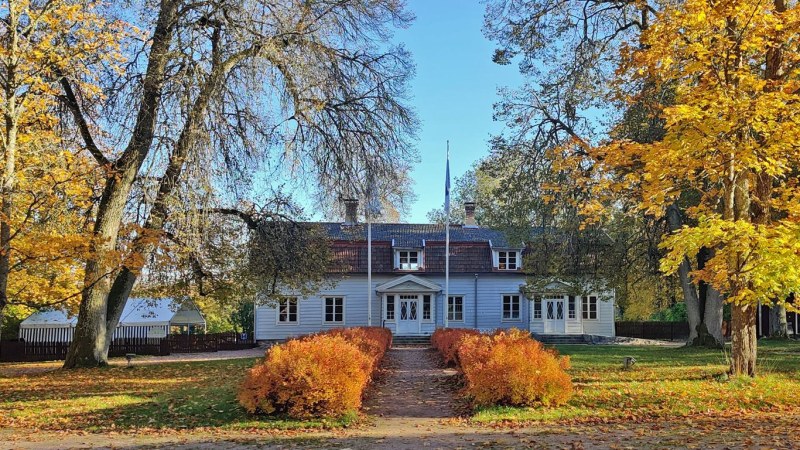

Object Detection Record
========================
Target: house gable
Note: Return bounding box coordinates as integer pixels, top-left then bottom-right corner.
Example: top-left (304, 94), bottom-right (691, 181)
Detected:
top-left (375, 274), bottom-right (442, 293)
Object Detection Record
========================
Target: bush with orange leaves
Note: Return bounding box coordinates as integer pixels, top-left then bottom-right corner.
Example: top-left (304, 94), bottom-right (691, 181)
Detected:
top-left (431, 328), bottom-right (480, 366)
top-left (457, 329), bottom-right (573, 407)
top-left (238, 327), bottom-right (392, 419)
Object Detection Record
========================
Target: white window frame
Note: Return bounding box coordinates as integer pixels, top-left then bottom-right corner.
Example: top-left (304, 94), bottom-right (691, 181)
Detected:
top-left (422, 294), bottom-right (433, 322)
top-left (447, 295), bottom-right (465, 322)
top-left (582, 295), bottom-right (598, 320)
top-left (568, 296), bottom-right (577, 319)
top-left (495, 250), bottom-right (520, 270)
top-left (533, 296), bottom-right (542, 320)
top-left (502, 294), bottom-right (521, 321)
top-left (384, 294), bottom-right (396, 322)
top-left (396, 249), bottom-right (422, 270)
top-left (323, 296), bottom-right (345, 324)
top-left (276, 297), bottom-right (298, 324)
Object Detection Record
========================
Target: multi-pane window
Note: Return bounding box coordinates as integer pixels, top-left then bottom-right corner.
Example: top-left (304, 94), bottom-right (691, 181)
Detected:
top-left (277, 297), bottom-right (298, 323)
top-left (324, 297), bottom-right (344, 323)
top-left (498, 251), bottom-right (519, 270)
top-left (385, 295), bottom-right (395, 321)
top-left (422, 295), bottom-right (432, 321)
top-left (582, 296), bottom-right (598, 319)
top-left (568, 296), bottom-right (576, 319)
top-left (533, 297), bottom-right (542, 319)
top-left (448, 296), bottom-right (464, 321)
top-left (502, 294), bottom-right (521, 320)
top-left (398, 250), bottom-right (420, 270)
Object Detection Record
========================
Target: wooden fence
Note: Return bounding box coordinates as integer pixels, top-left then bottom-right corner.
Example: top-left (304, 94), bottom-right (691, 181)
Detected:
top-left (615, 321), bottom-right (690, 340)
top-left (0, 332), bottom-right (255, 363)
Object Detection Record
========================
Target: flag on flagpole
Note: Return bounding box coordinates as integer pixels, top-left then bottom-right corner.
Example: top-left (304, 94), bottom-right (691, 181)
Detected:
top-left (444, 149), bottom-right (451, 215)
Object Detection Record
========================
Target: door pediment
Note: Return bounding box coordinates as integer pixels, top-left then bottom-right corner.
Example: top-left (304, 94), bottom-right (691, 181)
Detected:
top-left (376, 274), bottom-right (441, 293)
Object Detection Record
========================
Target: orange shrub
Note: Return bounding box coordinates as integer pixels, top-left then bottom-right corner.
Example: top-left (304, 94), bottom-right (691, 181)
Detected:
top-left (238, 327), bottom-right (391, 419)
top-left (431, 328), bottom-right (480, 366)
top-left (457, 329), bottom-right (573, 407)
top-left (324, 326), bottom-right (392, 370)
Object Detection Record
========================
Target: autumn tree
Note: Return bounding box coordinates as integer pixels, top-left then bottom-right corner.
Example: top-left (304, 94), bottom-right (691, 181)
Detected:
top-left (483, 0), bottom-right (729, 346)
top-left (565, 0), bottom-right (800, 376)
top-left (0, 0), bottom-right (121, 339)
top-left (62, 0), bottom-right (417, 367)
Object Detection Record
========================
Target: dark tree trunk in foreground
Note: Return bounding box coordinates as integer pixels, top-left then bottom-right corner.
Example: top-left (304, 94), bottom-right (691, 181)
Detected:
top-left (64, 0), bottom-right (178, 368)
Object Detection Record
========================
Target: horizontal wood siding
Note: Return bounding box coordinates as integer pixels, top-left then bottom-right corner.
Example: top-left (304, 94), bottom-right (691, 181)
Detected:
top-left (582, 294), bottom-right (615, 337)
top-left (254, 274), bottom-right (616, 339)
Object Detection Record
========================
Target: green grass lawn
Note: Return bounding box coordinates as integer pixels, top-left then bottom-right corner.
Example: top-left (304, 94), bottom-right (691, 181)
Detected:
top-left (0, 357), bottom-right (357, 432)
top-left (473, 339), bottom-right (800, 424)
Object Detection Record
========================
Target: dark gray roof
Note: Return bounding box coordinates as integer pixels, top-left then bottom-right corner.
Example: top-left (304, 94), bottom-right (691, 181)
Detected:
top-left (317, 222), bottom-right (518, 248)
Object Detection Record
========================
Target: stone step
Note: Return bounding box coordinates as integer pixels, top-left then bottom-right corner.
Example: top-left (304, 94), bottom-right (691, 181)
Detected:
top-left (392, 335), bottom-right (432, 347)
top-left (532, 334), bottom-right (589, 345)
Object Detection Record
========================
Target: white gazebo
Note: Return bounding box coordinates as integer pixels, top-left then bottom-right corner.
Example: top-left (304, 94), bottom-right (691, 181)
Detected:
top-left (19, 298), bottom-right (206, 343)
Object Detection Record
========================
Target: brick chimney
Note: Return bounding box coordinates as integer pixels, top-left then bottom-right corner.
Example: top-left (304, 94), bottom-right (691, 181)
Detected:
top-left (464, 202), bottom-right (477, 227)
top-left (343, 198), bottom-right (359, 225)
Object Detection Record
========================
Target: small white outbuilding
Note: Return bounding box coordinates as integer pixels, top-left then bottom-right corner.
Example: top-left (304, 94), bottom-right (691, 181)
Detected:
top-left (19, 298), bottom-right (206, 343)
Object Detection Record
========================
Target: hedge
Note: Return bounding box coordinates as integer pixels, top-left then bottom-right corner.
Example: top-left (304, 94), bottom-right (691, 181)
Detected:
top-left (238, 326), bottom-right (392, 419)
top-left (432, 328), bottom-right (573, 408)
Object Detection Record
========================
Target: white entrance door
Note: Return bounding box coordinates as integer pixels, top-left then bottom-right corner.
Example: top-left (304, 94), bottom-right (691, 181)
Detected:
top-left (544, 298), bottom-right (566, 334)
top-left (396, 295), bottom-right (419, 335)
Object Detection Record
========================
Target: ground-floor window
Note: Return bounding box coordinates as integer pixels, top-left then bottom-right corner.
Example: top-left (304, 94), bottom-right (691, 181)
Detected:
top-left (277, 297), bottom-right (298, 323)
top-left (533, 297), bottom-right (542, 319)
top-left (502, 294), bottom-right (521, 320)
top-left (422, 295), bottom-right (432, 321)
top-left (324, 297), bottom-right (344, 323)
top-left (568, 296), bottom-right (576, 319)
top-left (582, 295), bottom-right (598, 319)
top-left (385, 295), bottom-right (395, 321)
top-left (448, 296), bottom-right (464, 321)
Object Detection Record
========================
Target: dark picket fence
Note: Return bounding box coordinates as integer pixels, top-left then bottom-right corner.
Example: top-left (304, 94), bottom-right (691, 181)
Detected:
top-left (0, 332), bottom-right (256, 363)
top-left (615, 321), bottom-right (690, 340)
top-left (166, 332), bottom-right (255, 353)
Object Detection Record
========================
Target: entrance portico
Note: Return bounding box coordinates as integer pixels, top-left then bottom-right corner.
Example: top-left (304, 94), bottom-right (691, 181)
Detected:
top-left (376, 275), bottom-right (442, 336)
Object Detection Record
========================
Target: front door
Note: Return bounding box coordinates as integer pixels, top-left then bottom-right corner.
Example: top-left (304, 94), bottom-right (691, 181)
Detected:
top-left (397, 294), bottom-right (419, 335)
top-left (544, 298), bottom-right (566, 334)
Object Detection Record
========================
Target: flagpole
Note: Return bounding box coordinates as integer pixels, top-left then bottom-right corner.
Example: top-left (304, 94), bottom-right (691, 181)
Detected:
top-left (367, 212), bottom-right (372, 327)
top-left (444, 141), bottom-right (450, 329)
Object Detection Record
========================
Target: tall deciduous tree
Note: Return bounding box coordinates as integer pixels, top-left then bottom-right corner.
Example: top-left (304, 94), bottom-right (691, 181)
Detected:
top-left (63, 0), bottom-right (417, 368)
top-left (0, 0), bottom-right (121, 339)
top-left (483, 0), bottom-right (726, 346)
top-left (566, 0), bottom-right (800, 376)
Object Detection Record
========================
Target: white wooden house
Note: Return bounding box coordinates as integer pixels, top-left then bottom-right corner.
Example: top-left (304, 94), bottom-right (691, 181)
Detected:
top-left (255, 201), bottom-right (615, 341)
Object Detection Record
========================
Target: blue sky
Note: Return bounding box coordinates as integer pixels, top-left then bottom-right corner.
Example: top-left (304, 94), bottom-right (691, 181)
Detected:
top-left (394, 0), bottom-right (523, 222)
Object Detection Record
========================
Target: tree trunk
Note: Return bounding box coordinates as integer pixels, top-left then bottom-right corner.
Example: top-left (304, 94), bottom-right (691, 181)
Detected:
top-left (730, 303), bottom-right (757, 376)
top-left (666, 204), bottom-right (715, 345)
top-left (703, 286), bottom-right (724, 346)
top-left (64, 0), bottom-right (179, 369)
top-left (769, 304), bottom-right (789, 338)
top-left (102, 23), bottom-right (237, 352)
top-left (0, 16), bottom-right (19, 346)
top-left (0, 301), bottom-right (5, 342)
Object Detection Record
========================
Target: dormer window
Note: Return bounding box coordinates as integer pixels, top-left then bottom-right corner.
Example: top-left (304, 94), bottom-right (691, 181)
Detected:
top-left (496, 250), bottom-right (520, 270)
top-left (397, 250), bottom-right (421, 270)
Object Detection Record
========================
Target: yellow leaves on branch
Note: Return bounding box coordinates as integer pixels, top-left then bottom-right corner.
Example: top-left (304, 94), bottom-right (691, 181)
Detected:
top-left (0, 1), bottom-right (129, 310)
top-left (554, 0), bottom-right (800, 307)
top-left (661, 217), bottom-right (800, 310)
